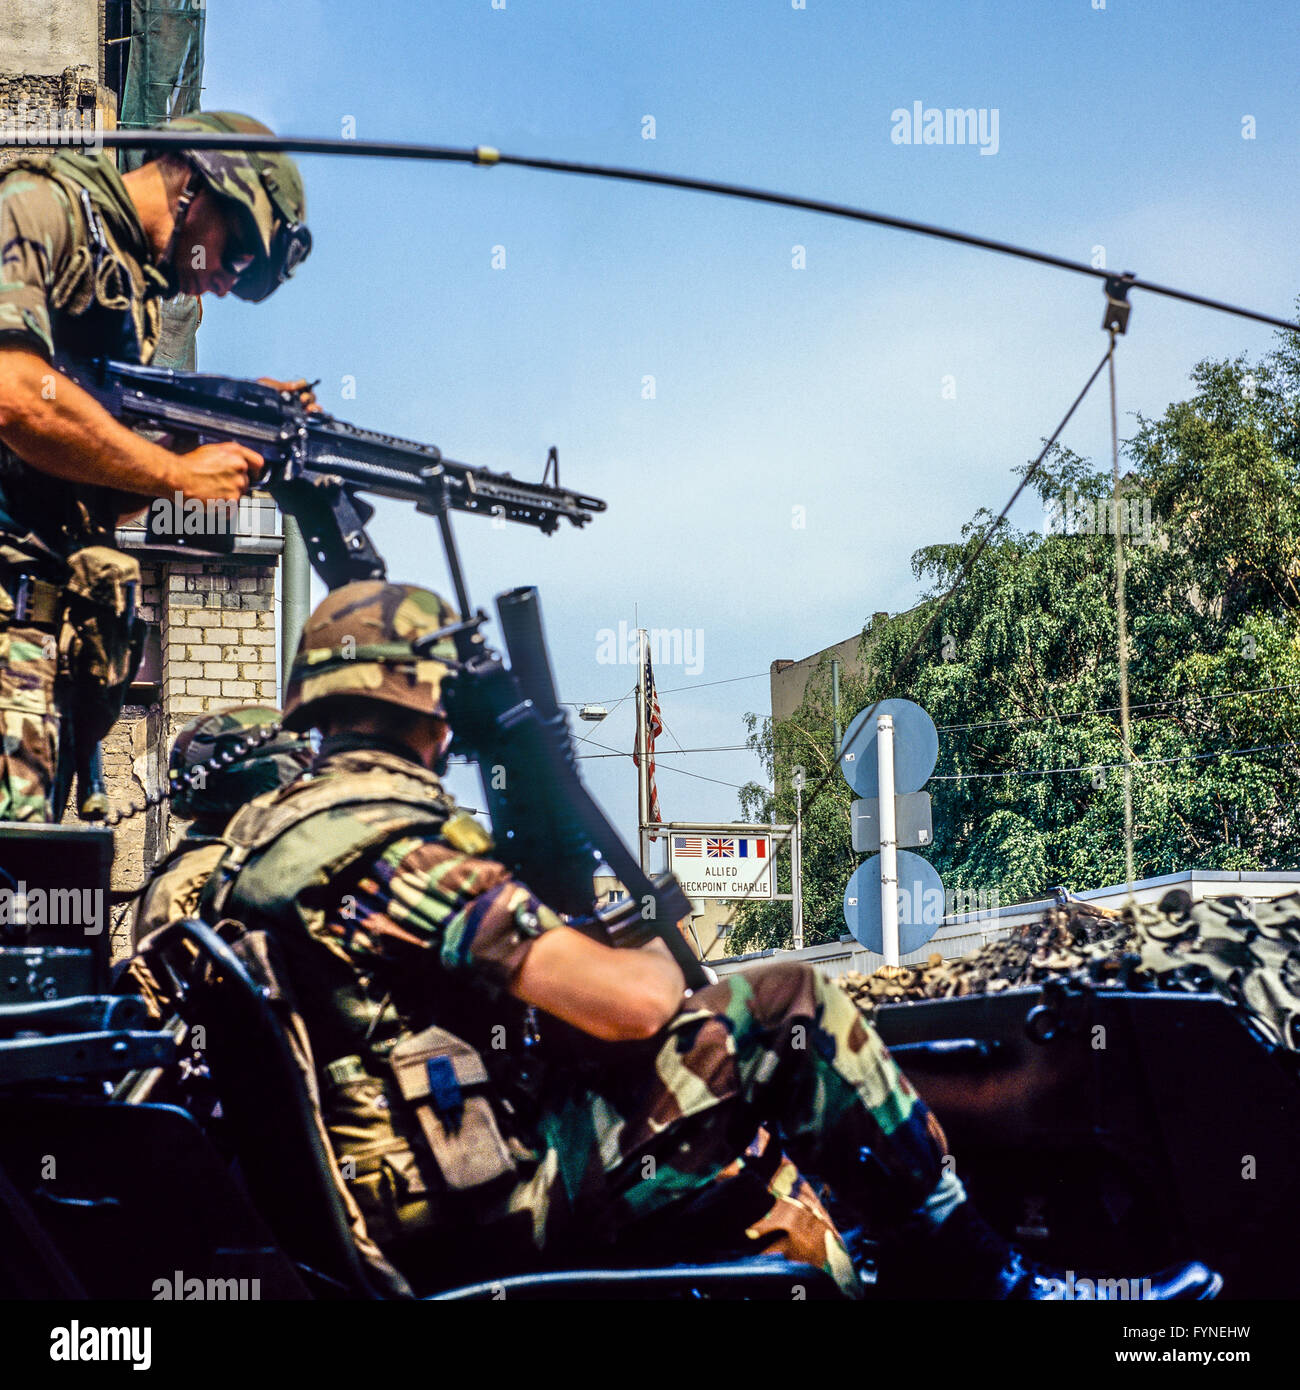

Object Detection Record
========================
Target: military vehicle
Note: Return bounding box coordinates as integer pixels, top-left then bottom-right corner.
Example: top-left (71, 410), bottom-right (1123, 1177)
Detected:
top-left (2, 815), bottom-right (1296, 1299)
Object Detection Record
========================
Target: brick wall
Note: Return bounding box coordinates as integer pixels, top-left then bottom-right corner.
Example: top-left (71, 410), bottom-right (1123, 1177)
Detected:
top-left (0, 65), bottom-right (117, 173)
top-left (163, 561), bottom-right (279, 714)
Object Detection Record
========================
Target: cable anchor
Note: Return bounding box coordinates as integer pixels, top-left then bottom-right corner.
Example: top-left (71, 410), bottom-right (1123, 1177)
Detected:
top-left (1103, 272), bottom-right (1136, 335)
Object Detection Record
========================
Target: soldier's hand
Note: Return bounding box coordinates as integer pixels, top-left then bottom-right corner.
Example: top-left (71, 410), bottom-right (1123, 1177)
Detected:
top-left (172, 441), bottom-right (264, 500)
top-left (258, 377), bottom-right (322, 413)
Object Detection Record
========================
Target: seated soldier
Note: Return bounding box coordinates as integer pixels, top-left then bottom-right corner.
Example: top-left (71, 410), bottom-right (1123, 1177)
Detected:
top-left (196, 582), bottom-right (1221, 1300)
top-left (130, 706), bottom-right (311, 948)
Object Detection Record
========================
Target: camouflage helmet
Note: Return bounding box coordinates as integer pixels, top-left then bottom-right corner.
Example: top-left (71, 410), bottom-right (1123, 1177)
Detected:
top-left (169, 705), bottom-right (311, 821)
top-left (162, 111), bottom-right (311, 302)
top-left (282, 582), bottom-right (461, 731)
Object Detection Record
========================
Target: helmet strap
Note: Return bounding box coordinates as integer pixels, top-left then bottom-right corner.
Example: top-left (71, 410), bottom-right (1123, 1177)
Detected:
top-left (160, 168), bottom-right (203, 293)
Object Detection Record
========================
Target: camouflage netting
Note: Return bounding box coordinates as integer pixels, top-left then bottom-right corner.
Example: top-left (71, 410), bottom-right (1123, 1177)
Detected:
top-left (837, 891), bottom-right (1300, 1054)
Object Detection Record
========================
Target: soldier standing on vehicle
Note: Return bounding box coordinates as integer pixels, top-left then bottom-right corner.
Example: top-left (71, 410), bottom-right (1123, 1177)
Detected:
top-left (0, 111), bottom-right (314, 821)
top-left (197, 580), bottom-right (1222, 1300)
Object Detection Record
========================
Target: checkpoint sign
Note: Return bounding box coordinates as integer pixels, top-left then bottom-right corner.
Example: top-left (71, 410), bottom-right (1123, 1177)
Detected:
top-left (669, 832), bottom-right (774, 900)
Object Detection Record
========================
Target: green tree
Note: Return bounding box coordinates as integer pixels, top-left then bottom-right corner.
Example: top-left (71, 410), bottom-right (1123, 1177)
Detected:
top-left (729, 325), bottom-right (1300, 954)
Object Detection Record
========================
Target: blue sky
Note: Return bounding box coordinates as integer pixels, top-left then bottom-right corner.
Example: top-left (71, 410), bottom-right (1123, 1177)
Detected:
top-left (196, 0), bottom-right (1300, 848)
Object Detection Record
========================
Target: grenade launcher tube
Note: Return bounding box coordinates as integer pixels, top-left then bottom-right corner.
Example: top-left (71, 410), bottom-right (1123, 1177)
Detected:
top-left (488, 587), bottom-right (708, 990)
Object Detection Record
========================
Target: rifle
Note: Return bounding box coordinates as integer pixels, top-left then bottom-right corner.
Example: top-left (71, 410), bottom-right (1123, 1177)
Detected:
top-left (57, 356), bottom-right (605, 586)
top-left (60, 356), bottom-right (709, 987)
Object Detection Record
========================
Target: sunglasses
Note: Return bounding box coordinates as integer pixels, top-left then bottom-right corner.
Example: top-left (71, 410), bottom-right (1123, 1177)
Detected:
top-left (220, 221), bottom-right (259, 281)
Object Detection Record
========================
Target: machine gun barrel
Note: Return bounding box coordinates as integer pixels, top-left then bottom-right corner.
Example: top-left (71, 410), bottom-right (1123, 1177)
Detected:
top-left (56, 356), bottom-right (606, 586)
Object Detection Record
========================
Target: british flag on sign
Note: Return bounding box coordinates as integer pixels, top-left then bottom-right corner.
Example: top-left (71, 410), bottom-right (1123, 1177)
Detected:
top-left (706, 837), bottom-right (735, 858)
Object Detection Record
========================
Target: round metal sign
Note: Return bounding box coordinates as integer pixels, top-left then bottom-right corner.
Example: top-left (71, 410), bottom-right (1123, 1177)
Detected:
top-left (843, 851), bottom-right (945, 955)
top-left (839, 698), bottom-right (938, 797)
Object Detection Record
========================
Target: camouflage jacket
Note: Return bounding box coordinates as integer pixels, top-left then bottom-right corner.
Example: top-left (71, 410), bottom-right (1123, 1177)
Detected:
top-left (130, 832), bottom-right (227, 950)
top-left (0, 151), bottom-right (168, 558)
top-left (203, 745), bottom-right (565, 1089)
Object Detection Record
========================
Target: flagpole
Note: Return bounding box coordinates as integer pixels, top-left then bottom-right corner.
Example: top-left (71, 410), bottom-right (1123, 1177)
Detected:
top-left (635, 627), bottom-right (650, 872)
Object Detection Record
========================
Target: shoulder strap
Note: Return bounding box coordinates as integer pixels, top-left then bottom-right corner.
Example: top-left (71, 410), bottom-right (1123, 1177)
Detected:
top-left (5, 153), bottom-right (163, 359)
top-left (204, 767), bottom-right (454, 927)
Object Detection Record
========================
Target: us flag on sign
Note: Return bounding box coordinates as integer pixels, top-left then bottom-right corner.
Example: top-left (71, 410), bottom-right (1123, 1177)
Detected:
top-left (644, 645), bottom-right (664, 836)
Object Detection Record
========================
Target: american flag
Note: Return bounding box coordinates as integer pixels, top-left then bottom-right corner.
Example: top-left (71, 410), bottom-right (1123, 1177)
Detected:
top-left (644, 643), bottom-right (663, 835)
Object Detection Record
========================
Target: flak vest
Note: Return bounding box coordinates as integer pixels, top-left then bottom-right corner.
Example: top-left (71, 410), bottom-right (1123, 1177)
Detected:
top-left (0, 151), bottom-right (166, 559)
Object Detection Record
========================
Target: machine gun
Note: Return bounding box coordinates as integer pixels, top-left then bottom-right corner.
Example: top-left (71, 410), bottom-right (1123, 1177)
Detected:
top-left (57, 355), bottom-right (708, 987)
top-left (57, 356), bottom-right (606, 587)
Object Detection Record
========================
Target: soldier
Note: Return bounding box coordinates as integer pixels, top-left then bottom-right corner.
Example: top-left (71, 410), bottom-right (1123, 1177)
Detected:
top-left (0, 110), bottom-right (314, 820)
top-left (129, 706), bottom-right (311, 948)
top-left (199, 581), bottom-right (1221, 1300)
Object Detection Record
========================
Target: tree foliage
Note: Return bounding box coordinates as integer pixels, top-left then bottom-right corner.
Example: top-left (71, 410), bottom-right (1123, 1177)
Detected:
top-left (729, 324), bottom-right (1300, 954)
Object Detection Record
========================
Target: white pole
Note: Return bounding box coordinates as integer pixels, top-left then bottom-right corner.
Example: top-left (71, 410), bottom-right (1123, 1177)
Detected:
top-left (792, 782), bottom-right (804, 951)
top-left (877, 713), bottom-right (900, 967)
top-left (635, 628), bottom-right (650, 872)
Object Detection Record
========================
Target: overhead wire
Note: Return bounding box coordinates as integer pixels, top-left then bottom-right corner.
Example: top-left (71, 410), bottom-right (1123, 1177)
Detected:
top-left (933, 740), bottom-right (1297, 782)
top-left (1110, 327), bottom-right (1136, 889)
top-left (68, 130), bottom-right (1300, 335)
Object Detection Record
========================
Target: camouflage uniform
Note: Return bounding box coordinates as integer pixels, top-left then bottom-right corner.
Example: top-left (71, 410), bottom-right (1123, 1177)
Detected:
top-left (0, 114), bottom-right (310, 820)
top-left (130, 706), bottom-right (310, 947)
top-left (0, 149), bottom-right (161, 818)
top-left (205, 742), bottom-right (962, 1297)
top-left (196, 584), bottom-right (967, 1298)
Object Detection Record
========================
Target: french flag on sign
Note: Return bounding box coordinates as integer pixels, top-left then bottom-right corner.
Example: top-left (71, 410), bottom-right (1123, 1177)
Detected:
top-left (737, 837), bottom-right (767, 858)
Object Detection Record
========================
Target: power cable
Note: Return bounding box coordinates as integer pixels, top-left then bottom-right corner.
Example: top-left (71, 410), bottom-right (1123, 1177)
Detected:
top-left (932, 739), bottom-right (1297, 782)
top-left (561, 669), bottom-right (771, 706)
top-left (938, 682), bottom-right (1300, 732)
top-left (66, 130), bottom-right (1300, 334)
top-left (1108, 329), bottom-right (1136, 889)
top-left (575, 734), bottom-right (752, 790)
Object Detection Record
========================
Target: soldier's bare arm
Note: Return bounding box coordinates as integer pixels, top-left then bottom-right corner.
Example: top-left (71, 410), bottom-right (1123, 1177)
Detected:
top-left (0, 344), bottom-right (261, 500)
top-left (509, 925), bottom-right (686, 1042)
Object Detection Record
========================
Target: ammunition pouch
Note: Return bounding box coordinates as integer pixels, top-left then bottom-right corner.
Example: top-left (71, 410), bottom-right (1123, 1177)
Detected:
top-left (56, 545), bottom-right (145, 743)
top-left (389, 1026), bottom-right (518, 1194)
top-left (321, 1030), bottom-right (520, 1251)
